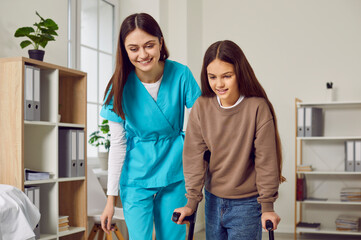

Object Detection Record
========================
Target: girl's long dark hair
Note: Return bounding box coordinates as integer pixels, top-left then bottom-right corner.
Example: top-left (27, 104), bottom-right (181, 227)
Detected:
top-left (103, 13), bottom-right (169, 119)
top-left (201, 40), bottom-right (285, 183)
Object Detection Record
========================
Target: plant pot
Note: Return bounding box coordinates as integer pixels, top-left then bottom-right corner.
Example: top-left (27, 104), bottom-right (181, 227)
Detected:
top-left (28, 49), bottom-right (45, 61)
top-left (98, 152), bottom-right (109, 170)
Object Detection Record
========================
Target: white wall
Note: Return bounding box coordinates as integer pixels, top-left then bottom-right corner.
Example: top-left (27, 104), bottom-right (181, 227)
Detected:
top-left (186, 0), bottom-right (203, 84)
top-left (0, 0), bottom-right (68, 66)
top-left (119, 0), bottom-right (202, 81)
top-left (119, 0), bottom-right (189, 67)
top-left (202, 0), bottom-right (361, 232)
top-left (120, 0), bottom-right (160, 22)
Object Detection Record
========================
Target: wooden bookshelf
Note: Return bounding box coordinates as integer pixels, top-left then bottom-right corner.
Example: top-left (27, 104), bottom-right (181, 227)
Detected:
top-left (0, 57), bottom-right (87, 240)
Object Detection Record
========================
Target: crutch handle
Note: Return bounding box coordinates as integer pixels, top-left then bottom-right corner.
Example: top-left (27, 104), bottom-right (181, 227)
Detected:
top-left (172, 211), bottom-right (196, 240)
top-left (266, 220), bottom-right (275, 240)
top-left (172, 211), bottom-right (196, 224)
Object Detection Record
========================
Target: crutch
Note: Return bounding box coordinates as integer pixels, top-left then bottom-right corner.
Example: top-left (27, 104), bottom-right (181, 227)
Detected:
top-left (172, 211), bottom-right (197, 240)
top-left (266, 220), bottom-right (275, 240)
top-left (171, 150), bottom-right (208, 239)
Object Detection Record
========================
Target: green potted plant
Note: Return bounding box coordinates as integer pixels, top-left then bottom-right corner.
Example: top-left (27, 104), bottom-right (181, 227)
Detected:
top-left (88, 120), bottom-right (110, 170)
top-left (14, 11), bottom-right (59, 61)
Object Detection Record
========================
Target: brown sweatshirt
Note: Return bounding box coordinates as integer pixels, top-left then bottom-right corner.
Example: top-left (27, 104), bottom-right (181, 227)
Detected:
top-left (183, 96), bottom-right (279, 213)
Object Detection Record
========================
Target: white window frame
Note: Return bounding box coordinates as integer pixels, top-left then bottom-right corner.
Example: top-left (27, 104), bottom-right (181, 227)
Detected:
top-left (68, 0), bottom-right (119, 163)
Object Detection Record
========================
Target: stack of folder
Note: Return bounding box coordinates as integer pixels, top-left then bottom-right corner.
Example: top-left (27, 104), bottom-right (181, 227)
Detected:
top-left (296, 222), bottom-right (321, 231)
top-left (297, 164), bottom-right (313, 172)
top-left (340, 188), bottom-right (361, 202)
top-left (24, 65), bottom-right (41, 121)
top-left (336, 215), bottom-right (360, 232)
top-left (24, 168), bottom-right (50, 181)
top-left (58, 216), bottom-right (69, 232)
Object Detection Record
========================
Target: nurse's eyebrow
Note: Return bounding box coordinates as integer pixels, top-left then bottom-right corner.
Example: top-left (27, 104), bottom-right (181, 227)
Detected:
top-left (221, 71), bottom-right (233, 75)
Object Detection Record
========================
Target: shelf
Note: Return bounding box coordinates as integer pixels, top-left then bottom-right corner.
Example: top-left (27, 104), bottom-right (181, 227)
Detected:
top-left (58, 122), bottom-right (85, 128)
top-left (24, 179), bottom-right (57, 185)
top-left (297, 101), bottom-right (361, 107)
top-left (39, 233), bottom-right (58, 240)
top-left (24, 177), bottom-right (86, 185)
top-left (58, 177), bottom-right (86, 182)
top-left (299, 200), bottom-right (361, 205)
top-left (0, 57), bottom-right (87, 240)
top-left (58, 73), bottom-right (86, 125)
top-left (297, 171), bottom-right (361, 175)
top-left (58, 226), bottom-right (86, 237)
top-left (296, 227), bottom-right (361, 235)
top-left (24, 121), bottom-right (57, 126)
top-left (295, 98), bottom-right (361, 240)
top-left (297, 136), bottom-right (361, 140)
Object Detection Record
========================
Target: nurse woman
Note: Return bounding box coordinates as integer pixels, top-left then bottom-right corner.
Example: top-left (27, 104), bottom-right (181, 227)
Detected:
top-left (99, 13), bottom-right (201, 240)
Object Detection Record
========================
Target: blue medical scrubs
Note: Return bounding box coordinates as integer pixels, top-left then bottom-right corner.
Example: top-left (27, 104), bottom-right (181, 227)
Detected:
top-left (100, 59), bottom-right (200, 240)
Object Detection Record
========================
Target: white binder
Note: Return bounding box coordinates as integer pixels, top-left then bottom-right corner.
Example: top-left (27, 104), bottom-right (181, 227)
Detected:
top-left (24, 186), bottom-right (40, 238)
top-left (355, 141), bottom-right (361, 172)
top-left (25, 186), bottom-right (34, 203)
top-left (33, 186), bottom-right (40, 210)
top-left (305, 107), bottom-right (323, 137)
top-left (24, 65), bottom-right (34, 121)
top-left (59, 129), bottom-right (78, 177)
top-left (297, 107), bottom-right (305, 137)
top-left (76, 130), bottom-right (85, 177)
top-left (33, 186), bottom-right (41, 238)
top-left (33, 67), bottom-right (41, 121)
top-left (345, 141), bottom-right (355, 172)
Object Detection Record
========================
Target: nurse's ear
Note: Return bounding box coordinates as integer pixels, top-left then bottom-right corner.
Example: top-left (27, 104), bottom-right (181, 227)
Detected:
top-left (159, 37), bottom-right (163, 52)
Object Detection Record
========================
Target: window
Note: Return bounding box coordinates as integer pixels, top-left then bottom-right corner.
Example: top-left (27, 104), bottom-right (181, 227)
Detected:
top-left (68, 0), bottom-right (119, 160)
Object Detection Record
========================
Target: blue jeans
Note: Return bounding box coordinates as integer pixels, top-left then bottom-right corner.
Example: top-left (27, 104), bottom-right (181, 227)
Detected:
top-left (205, 190), bottom-right (262, 240)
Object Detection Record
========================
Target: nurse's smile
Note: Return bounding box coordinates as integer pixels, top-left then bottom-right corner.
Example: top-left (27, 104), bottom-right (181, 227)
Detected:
top-left (138, 58), bottom-right (153, 65)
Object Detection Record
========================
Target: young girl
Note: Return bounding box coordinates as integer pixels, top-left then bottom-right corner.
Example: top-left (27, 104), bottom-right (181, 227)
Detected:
top-left (99, 13), bottom-right (200, 240)
top-left (174, 40), bottom-right (285, 239)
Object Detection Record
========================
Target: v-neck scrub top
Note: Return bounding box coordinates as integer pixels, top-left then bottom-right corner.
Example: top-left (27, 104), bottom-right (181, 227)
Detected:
top-left (100, 60), bottom-right (201, 188)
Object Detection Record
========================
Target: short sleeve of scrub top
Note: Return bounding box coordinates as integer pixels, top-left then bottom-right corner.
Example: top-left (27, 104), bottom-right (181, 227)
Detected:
top-left (100, 92), bottom-right (123, 123)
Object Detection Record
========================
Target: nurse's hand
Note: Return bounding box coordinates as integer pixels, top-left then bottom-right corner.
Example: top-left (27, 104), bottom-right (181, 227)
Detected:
top-left (172, 206), bottom-right (194, 225)
top-left (100, 196), bottom-right (116, 234)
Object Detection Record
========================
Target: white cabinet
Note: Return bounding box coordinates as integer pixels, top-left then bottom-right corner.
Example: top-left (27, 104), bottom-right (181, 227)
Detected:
top-left (294, 98), bottom-right (361, 239)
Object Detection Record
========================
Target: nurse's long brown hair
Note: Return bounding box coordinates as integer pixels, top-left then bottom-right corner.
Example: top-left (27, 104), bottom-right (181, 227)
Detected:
top-left (201, 40), bottom-right (285, 183)
top-left (103, 13), bottom-right (169, 120)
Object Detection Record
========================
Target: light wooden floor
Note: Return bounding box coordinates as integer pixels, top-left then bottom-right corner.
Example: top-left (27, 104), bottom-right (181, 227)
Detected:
top-left (194, 230), bottom-right (361, 240)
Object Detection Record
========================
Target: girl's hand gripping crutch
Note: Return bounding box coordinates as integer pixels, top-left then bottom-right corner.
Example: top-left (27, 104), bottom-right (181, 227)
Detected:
top-left (172, 211), bottom-right (197, 240)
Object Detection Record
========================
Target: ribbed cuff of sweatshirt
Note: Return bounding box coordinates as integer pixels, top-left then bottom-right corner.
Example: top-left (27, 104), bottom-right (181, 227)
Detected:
top-left (261, 202), bottom-right (274, 213)
top-left (186, 198), bottom-right (199, 212)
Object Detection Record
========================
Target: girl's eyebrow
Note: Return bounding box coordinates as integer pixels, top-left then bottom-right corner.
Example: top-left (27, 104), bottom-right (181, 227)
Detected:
top-left (126, 40), bottom-right (156, 48)
top-left (208, 71), bottom-right (233, 75)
